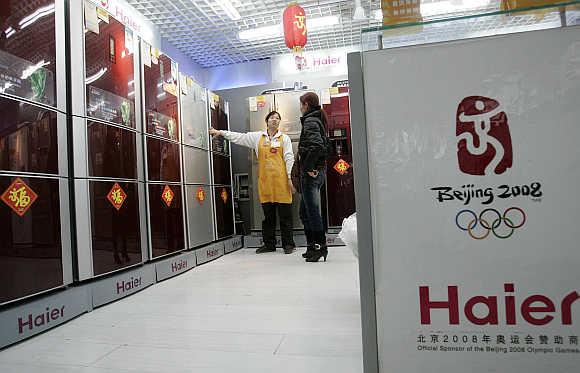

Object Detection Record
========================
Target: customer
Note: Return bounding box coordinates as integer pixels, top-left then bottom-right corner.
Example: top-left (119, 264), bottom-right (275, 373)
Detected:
top-left (209, 111), bottom-right (296, 254)
top-left (297, 92), bottom-right (329, 262)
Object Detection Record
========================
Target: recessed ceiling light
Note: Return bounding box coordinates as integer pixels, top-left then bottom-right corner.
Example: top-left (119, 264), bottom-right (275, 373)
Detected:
top-left (215, 0), bottom-right (241, 21)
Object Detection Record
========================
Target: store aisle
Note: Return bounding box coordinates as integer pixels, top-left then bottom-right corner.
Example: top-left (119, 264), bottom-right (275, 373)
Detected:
top-left (0, 246), bottom-right (363, 373)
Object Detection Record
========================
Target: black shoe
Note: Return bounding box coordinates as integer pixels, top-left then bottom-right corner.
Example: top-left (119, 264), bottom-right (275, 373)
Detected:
top-left (255, 245), bottom-right (276, 254)
top-left (283, 245), bottom-right (295, 254)
top-left (305, 244), bottom-right (328, 262)
top-left (302, 245), bottom-right (315, 258)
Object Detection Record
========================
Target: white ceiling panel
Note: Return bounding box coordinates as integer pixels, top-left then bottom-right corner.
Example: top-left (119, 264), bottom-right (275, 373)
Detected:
top-left (126, 0), bottom-right (383, 67)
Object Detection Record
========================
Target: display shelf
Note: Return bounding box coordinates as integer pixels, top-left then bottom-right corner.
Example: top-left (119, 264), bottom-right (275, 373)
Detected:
top-left (362, 1), bottom-right (579, 51)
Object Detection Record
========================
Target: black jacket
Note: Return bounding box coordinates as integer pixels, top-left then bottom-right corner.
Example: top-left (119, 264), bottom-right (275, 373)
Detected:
top-left (298, 108), bottom-right (326, 172)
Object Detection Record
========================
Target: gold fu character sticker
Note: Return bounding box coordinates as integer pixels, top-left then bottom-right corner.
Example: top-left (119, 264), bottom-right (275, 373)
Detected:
top-left (162, 185), bottom-right (175, 207)
top-left (1, 178), bottom-right (38, 216)
top-left (107, 182), bottom-right (127, 211)
top-left (333, 158), bottom-right (350, 175)
top-left (220, 188), bottom-right (228, 204)
top-left (196, 187), bottom-right (206, 205)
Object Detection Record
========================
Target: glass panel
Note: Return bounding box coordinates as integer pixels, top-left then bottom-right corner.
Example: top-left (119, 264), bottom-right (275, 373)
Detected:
top-left (0, 176), bottom-right (62, 304)
top-left (214, 186), bottom-right (234, 239)
top-left (144, 54), bottom-right (179, 138)
top-left (88, 121), bottom-right (137, 179)
top-left (362, 1), bottom-right (580, 52)
top-left (146, 137), bottom-right (181, 182)
top-left (89, 181), bottom-right (141, 275)
top-left (0, 0), bottom-right (56, 107)
top-left (148, 184), bottom-right (185, 258)
top-left (183, 146), bottom-right (210, 184)
top-left (85, 12), bottom-right (135, 127)
top-left (185, 185), bottom-right (214, 248)
top-left (212, 153), bottom-right (231, 185)
top-left (0, 96), bottom-right (58, 174)
top-left (210, 96), bottom-right (230, 154)
top-left (181, 77), bottom-right (209, 149)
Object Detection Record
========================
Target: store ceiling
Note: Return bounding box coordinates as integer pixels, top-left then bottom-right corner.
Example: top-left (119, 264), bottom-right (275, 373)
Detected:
top-left (126, 0), bottom-right (383, 68)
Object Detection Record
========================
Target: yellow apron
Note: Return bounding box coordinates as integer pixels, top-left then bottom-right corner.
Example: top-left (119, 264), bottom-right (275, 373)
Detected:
top-left (258, 135), bottom-right (292, 204)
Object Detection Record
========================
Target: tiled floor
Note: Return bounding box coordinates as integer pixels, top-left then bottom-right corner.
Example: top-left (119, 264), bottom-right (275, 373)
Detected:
top-left (0, 246), bottom-right (363, 373)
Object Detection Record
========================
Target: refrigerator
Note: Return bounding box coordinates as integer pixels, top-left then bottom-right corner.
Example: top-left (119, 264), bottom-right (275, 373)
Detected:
top-left (0, 0), bottom-right (73, 305)
top-left (69, 0), bottom-right (148, 279)
top-left (323, 87), bottom-right (356, 228)
top-left (180, 74), bottom-right (214, 248)
top-left (142, 49), bottom-right (186, 259)
top-left (209, 92), bottom-right (235, 239)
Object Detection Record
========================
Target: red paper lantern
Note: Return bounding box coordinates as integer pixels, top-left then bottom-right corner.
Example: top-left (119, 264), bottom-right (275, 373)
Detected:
top-left (283, 3), bottom-right (307, 53)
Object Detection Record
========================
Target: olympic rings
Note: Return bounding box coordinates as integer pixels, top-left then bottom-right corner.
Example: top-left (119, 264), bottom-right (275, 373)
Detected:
top-left (455, 207), bottom-right (526, 239)
top-left (503, 207), bottom-right (526, 229)
top-left (467, 218), bottom-right (491, 240)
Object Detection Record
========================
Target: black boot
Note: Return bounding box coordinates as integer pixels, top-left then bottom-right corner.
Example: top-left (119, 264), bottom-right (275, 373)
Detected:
top-left (256, 244), bottom-right (276, 254)
top-left (305, 231), bottom-right (328, 262)
top-left (302, 230), bottom-right (316, 258)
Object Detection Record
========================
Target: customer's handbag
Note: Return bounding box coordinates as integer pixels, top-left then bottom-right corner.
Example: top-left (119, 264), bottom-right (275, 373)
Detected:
top-left (291, 157), bottom-right (301, 194)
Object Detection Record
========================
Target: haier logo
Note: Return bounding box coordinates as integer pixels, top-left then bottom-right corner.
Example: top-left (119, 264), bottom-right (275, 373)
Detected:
top-left (419, 284), bottom-right (578, 326)
top-left (457, 96), bottom-right (513, 176)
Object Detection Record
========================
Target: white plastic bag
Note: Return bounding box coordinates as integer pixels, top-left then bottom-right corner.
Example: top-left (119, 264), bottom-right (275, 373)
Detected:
top-left (338, 213), bottom-right (358, 259)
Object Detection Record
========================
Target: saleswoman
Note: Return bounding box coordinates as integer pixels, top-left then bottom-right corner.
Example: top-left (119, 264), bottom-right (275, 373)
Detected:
top-left (209, 111), bottom-right (296, 254)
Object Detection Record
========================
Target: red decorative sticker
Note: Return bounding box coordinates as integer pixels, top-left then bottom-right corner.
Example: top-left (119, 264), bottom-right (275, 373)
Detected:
top-left (107, 183), bottom-right (127, 211)
top-left (220, 188), bottom-right (228, 204)
top-left (1, 178), bottom-right (38, 217)
top-left (162, 185), bottom-right (174, 207)
top-left (333, 158), bottom-right (350, 175)
top-left (196, 187), bottom-right (206, 205)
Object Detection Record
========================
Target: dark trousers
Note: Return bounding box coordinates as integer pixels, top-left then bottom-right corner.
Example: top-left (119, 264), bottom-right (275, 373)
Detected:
top-left (262, 203), bottom-right (295, 248)
top-left (299, 170), bottom-right (325, 233)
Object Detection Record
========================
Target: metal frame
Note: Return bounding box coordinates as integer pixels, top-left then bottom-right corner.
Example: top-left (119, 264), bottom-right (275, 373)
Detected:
top-left (207, 90), bottom-right (218, 240)
top-left (347, 51), bottom-right (379, 373)
top-left (226, 101), bottom-right (237, 236)
top-left (55, 0), bottom-right (68, 114)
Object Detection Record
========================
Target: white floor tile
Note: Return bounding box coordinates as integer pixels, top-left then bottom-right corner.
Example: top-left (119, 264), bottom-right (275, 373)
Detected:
top-left (0, 361), bottom-right (137, 373)
top-left (0, 246), bottom-right (363, 372)
top-left (276, 333), bottom-right (363, 357)
top-left (0, 337), bottom-right (120, 366)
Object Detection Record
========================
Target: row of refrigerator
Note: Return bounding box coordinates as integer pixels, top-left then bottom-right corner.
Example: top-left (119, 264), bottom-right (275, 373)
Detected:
top-left (248, 88), bottom-right (356, 231)
top-left (0, 0), bottom-right (235, 306)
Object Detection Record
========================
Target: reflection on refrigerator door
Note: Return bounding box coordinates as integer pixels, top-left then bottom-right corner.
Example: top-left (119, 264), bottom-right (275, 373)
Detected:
top-left (147, 183), bottom-right (185, 258)
top-left (185, 184), bottom-right (214, 248)
top-left (214, 186), bottom-right (234, 239)
top-left (0, 175), bottom-right (65, 305)
top-left (89, 180), bottom-right (142, 275)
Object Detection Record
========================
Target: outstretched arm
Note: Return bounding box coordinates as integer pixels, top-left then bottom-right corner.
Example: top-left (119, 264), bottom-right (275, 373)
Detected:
top-left (209, 128), bottom-right (260, 149)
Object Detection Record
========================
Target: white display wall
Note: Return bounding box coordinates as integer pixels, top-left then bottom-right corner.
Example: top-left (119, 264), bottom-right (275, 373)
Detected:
top-left (350, 26), bottom-right (580, 373)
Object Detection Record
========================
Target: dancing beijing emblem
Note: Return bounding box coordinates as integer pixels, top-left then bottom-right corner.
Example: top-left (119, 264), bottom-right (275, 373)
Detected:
top-left (456, 96), bottom-right (512, 175)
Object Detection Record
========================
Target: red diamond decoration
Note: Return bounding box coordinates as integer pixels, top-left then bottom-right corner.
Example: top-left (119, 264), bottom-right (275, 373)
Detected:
top-left (220, 188), bottom-right (228, 204)
top-left (1, 178), bottom-right (38, 217)
top-left (333, 158), bottom-right (350, 175)
top-left (162, 185), bottom-right (174, 207)
top-left (107, 183), bottom-right (127, 211)
top-left (196, 187), bottom-right (205, 205)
